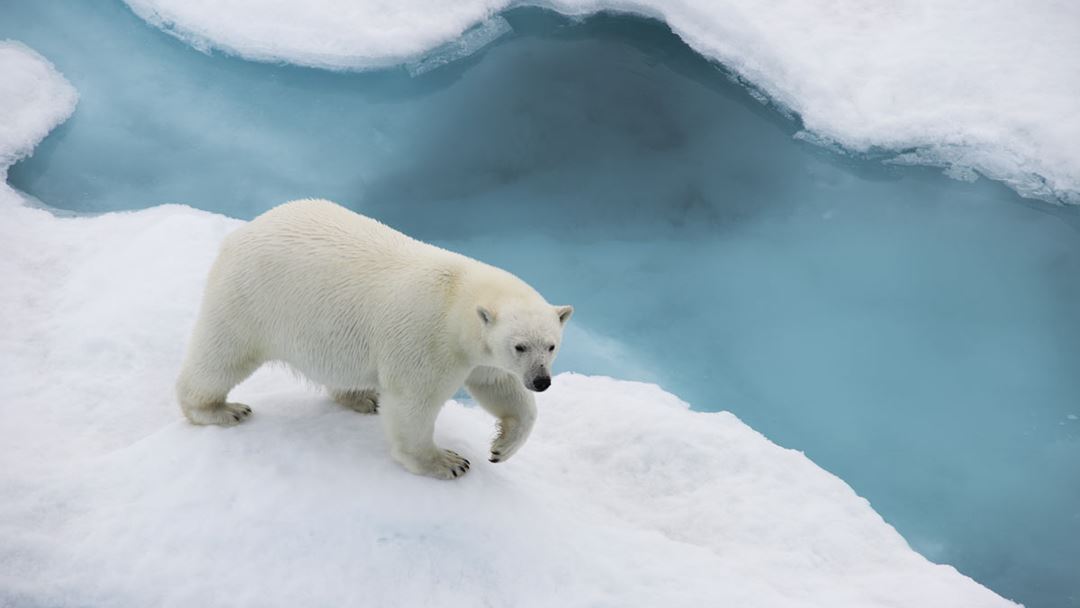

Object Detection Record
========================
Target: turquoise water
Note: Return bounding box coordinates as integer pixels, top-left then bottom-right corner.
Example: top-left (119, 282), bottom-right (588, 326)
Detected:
top-left (5, 2), bottom-right (1080, 606)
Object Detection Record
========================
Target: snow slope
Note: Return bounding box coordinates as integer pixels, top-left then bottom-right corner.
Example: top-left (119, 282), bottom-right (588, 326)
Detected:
top-left (121, 0), bottom-right (1080, 205)
top-left (0, 42), bottom-right (1018, 607)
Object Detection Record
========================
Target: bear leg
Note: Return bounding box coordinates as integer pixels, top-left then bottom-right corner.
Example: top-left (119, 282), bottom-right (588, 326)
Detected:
top-left (176, 338), bottom-right (261, 427)
top-left (465, 367), bottom-right (537, 463)
top-left (379, 392), bottom-right (470, 479)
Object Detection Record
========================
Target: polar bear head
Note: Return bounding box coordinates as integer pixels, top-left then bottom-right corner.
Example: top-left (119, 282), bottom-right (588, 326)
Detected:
top-left (477, 301), bottom-right (573, 392)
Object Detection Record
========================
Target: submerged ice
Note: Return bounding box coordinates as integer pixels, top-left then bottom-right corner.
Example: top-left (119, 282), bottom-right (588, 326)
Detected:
top-left (406, 17), bottom-right (513, 77)
top-left (2, 3), bottom-right (1080, 608)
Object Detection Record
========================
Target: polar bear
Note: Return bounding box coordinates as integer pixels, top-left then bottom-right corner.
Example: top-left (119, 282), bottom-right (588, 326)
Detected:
top-left (176, 199), bottom-right (572, 479)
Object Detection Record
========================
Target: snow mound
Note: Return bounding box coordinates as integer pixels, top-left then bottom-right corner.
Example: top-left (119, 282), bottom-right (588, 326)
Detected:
top-left (0, 41), bottom-right (77, 175)
top-left (120, 0), bottom-right (1080, 204)
top-left (0, 43), bottom-right (1015, 607)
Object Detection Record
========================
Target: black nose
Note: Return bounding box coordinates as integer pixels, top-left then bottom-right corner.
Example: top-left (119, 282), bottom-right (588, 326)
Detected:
top-left (532, 375), bottom-right (551, 392)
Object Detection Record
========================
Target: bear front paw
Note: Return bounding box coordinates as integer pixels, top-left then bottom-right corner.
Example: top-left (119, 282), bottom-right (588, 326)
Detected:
top-left (432, 449), bottom-right (471, 479)
top-left (490, 416), bottom-right (531, 463)
top-left (398, 448), bottom-right (471, 480)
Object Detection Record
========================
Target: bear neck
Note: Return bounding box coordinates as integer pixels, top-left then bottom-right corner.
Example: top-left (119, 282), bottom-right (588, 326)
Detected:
top-left (448, 265), bottom-right (497, 370)
top-left (448, 263), bottom-right (535, 372)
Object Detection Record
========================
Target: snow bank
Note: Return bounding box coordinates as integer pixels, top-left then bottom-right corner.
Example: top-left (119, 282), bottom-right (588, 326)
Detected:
top-left (0, 41), bottom-right (77, 176)
top-left (0, 43), bottom-right (1016, 608)
top-left (121, 0), bottom-right (1080, 205)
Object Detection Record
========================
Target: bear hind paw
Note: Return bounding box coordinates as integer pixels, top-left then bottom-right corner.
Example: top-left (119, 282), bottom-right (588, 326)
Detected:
top-left (331, 389), bottom-right (379, 414)
top-left (183, 402), bottom-right (253, 426)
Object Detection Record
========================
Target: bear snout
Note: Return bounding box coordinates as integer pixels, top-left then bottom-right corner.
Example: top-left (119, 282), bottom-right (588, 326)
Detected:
top-left (529, 374), bottom-right (551, 392)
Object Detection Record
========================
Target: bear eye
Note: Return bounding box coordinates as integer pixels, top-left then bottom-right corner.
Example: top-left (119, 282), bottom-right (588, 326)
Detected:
top-left (547, 344), bottom-right (555, 352)
top-left (514, 344), bottom-right (528, 353)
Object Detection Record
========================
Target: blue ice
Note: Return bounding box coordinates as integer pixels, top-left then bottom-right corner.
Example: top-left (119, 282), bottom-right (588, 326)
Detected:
top-left (3, 3), bottom-right (1079, 607)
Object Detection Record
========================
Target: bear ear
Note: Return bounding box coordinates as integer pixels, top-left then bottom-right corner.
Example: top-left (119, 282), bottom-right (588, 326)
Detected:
top-left (477, 306), bottom-right (495, 326)
top-left (555, 305), bottom-right (574, 325)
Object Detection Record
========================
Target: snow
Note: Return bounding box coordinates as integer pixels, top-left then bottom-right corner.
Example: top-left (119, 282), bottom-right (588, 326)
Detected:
top-left (120, 0), bottom-right (1080, 205)
top-left (0, 41), bottom-right (77, 176)
top-left (0, 43), bottom-right (1018, 607)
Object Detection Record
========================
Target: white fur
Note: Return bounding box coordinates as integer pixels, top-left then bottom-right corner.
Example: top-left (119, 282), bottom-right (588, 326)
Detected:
top-left (177, 199), bottom-right (572, 479)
